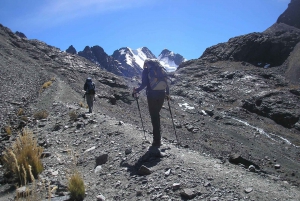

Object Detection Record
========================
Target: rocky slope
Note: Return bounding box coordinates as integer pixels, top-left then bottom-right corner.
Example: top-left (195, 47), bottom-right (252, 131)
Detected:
top-left (1, 1), bottom-right (300, 199)
top-left (1, 22), bottom-right (300, 200)
top-left (198, 0), bottom-right (300, 84)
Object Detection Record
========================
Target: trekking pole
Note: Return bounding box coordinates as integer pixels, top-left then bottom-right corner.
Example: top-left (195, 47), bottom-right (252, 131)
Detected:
top-left (133, 93), bottom-right (147, 140)
top-left (167, 99), bottom-right (180, 145)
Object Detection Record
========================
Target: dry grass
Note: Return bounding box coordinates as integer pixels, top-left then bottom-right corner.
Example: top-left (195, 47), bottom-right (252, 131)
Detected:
top-left (20, 116), bottom-right (29, 122)
top-left (68, 170), bottom-right (85, 201)
top-left (4, 125), bottom-right (12, 135)
top-left (17, 108), bottom-right (24, 116)
top-left (79, 101), bottom-right (88, 108)
top-left (39, 78), bottom-right (55, 93)
top-left (2, 129), bottom-right (44, 185)
top-left (69, 110), bottom-right (78, 121)
top-left (33, 110), bottom-right (48, 120)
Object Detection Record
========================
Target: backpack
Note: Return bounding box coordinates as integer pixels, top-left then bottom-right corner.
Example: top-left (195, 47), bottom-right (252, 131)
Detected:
top-left (147, 61), bottom-right (169, 90)
top-left (86, 81), bottom-right (95, 94)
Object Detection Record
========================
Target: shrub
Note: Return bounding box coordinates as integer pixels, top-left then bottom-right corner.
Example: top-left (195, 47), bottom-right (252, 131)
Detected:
top-left (4, 125), bottom-right (12, 135)
top-left (2, 129), bottom-right (44, 185)
top-left (33, 110), bottom-right (48, 120)
top-left (69, 110), bottom-right (78, 121)
top-left (68, 170), bottom-right (85, 201)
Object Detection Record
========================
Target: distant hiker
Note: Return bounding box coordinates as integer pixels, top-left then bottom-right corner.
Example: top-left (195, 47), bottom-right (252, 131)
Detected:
top-left (84, 77), bottom-right (95, 113)
top-left (132, 59), bottom-right (170, 147)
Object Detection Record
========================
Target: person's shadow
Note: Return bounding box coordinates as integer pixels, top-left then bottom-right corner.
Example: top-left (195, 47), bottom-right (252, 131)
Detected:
top-left (120, 146), bottom-right (164, 176)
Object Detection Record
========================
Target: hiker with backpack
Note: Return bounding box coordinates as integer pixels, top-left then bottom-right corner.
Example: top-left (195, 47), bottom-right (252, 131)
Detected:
top-left (132, 59), bottom-right (170, 147)
top-left (84, 77), bottom-right (96, 113)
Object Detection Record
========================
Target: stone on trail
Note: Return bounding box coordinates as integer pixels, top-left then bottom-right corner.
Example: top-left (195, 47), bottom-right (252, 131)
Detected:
top-left (138, 165), bottom-right (152, 175)
top-left (125, 148), bottom-right (132, 155)
top-left (165, 169), bottom-right (171, 176)
top-left (95, 153), bottom-right (108, 166)
top-left (274, 164), bottom-right (281, 169)
top-left (172, 183), bottom-right (181, 190)
top-left (94, 165), bottom-right (102, 174)
top-left (244, 187), bottom-right (253, 194)
top-left (180, 188), bottom-right (197, 199)
top-left (248, 165), bottom-right (256, 172)
top-left (96, 194), bottom-right (106, 201)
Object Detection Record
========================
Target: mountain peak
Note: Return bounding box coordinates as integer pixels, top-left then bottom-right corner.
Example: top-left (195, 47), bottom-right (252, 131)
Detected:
top-left (277, 0), bottom-right (300, 29)
top-left (158, 49), bottom-right (186, 71)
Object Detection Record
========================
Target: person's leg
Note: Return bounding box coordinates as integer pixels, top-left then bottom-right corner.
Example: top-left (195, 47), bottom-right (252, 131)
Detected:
top-left (86, 94), bottom-right (93, 113)
top-left (147, 94), bottom-right (165, 146)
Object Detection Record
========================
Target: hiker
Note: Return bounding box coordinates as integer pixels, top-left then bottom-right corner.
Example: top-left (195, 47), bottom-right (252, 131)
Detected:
top-left (84, 77), bottom-right (95, 113)
top-left (132, 59), bottom-right (170, 147)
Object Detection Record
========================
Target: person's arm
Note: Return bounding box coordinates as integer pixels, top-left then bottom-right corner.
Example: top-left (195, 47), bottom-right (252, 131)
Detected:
top-left (135, 69), bottom-right (148, 93)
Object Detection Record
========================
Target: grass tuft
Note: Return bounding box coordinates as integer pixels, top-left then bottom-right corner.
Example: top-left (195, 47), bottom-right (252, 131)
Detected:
top-left (33, 110), bottom-right (48, 120)
top-left (2, 129), bottom-right (44, 185)
top-left (42, 81), bottom-right (52, 89)
top-left (17, 108), bottom-right (24, 116)
top-left (79, 101), bottom-right (88, 108)
top-left (69, 110), bottom-right (78, 121)
top-left (68, 170), bottom-right (85, 201)
top-left (4, 125), bottom-right (12, 135)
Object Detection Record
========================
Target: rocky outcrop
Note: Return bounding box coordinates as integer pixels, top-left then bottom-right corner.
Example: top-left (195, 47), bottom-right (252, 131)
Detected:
top-left (277, 0), bottom-right (300, 29)
top-left (242, 90), bottom-right (300, 128)
top-left (78, 45), bottom-right (122, 76)
top-left (200, 23), bottom-right (300, 67)
top-left (66, 45), bottom-right (77, 54)
top-left (15, 31), bottom-right (27, 38)
top-left (192, 0), bottom-right (300, 85)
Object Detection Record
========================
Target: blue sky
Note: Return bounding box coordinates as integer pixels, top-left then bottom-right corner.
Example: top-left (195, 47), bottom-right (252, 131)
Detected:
top-left (0, 0), bottom-right (290, 60)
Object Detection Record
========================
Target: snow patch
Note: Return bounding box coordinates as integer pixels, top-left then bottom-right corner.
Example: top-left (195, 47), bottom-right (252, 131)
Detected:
top-left (179, 103), bottom-right (195, 110)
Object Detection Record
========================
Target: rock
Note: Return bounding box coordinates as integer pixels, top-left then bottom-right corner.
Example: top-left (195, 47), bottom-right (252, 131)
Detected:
top-left (165, 169), bottom-right (171, 176)
top-left (244, 188), bottom-right (253, 194)
top-left (172, 183), bottom-right (181, 190)
top-left (180, 188), bottom-right (196, 199)
top-left (274, 164), bottom-right (281, 169)
top-left (94, 165), bottom-right (102, 174)
top-left (95, 153), bottom-right (108, 166)
top-left (136, 190), bottom-right (143, 196)
top-left (84, 146), bottom-right (96, 153)
top-left (138, 165), bottom-right (151, 175)
top-left (204, 182), bottom-right (211, 187)
top-left (125, 148), bottom-right (132, 155)
top-left (248, 165), bottom-right (256, 172)
top-left (96, 194), bottom-right (106, 201)
top-left (109, 95), bottom-right (117, 105)
top-left (229, 153), bottom-right (259, 170)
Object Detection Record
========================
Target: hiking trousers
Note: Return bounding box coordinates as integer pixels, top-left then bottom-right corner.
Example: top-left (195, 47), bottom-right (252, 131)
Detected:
top-left (86, 94), bottom-right (95, 113)
top-left (147, 91), bottom-right (165, 144)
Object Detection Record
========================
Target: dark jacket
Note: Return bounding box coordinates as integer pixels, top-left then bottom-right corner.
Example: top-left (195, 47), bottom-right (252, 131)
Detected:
top-left (84, 78), bottom-right (95, 94)
top-left (135, 68), bottom-right (169, 96)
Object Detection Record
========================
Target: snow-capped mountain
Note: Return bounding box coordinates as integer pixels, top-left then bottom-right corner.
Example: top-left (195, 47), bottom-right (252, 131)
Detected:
top-left (67, 45), bottom-right (186, 77)
top-left (112, 47), bottom-right (156, 77)
top-left (158, 49), bottom-right (187, 72)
